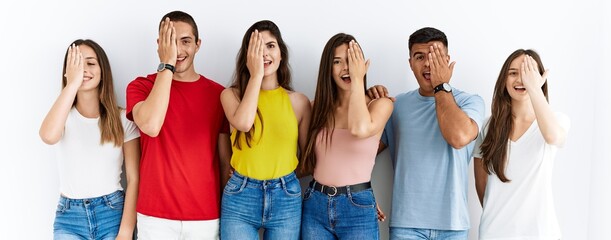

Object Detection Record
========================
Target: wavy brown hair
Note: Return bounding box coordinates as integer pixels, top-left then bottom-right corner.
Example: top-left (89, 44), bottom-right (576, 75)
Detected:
top-left (480, 49), bottom-right (547, 182)
top-left (62, 39), bottom-right (124, 147)
top-left (299, 33), bottom-right (366, 175)
top-left (230, 20), bottom-right (293, 149)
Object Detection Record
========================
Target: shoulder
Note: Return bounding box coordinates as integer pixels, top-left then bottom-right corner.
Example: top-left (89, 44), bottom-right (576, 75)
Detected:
top-left (287, 91), bottom-right (311, 111)
top-left (199, 75), bottom-right (226, 91)
top-left (221, 87), bottom-right (239, 100)
top-left (128, 74), bottom-right (156, 88)
top-left (368, 96), bottom-right (394, 109)
top-left (287, 90), bottom-right (310, 104)
top-left (453, 88), bottom-right (484, 103)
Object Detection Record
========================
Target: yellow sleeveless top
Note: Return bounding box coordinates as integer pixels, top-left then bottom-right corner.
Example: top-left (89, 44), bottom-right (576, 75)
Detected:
top-left (230, 87), bottom-right (299, 180)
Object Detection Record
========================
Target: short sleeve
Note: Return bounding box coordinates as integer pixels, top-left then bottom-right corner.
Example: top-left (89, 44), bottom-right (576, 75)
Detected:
top-left (121, 110), bottom-right (140, 142)
top-left (126, 76), bottom-right (153, 121)
top-left (459, 94), bottom-right (486, 134)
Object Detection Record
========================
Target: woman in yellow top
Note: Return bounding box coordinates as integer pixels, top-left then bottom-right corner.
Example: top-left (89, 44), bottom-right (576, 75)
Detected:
top-left (219, 20), bottom-right (311, 240)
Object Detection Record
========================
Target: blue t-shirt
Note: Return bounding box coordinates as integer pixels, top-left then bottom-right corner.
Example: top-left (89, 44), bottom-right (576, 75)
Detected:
top-left (382, 88), bottom-right (485, 230)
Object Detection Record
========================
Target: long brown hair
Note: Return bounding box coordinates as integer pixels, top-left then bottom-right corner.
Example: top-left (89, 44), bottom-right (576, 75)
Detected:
top-left (299, 33), bottom-right (366, 175)
top-left (230, 20), bottom-right (293, 149)
top-left (480, 49), bottom-right (547, 182)
top-left (62, 39), bottom-right (124, 147)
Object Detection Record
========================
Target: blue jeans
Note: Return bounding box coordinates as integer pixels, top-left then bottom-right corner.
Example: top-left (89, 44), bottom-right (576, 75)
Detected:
top-left (301, 186), bottom-right (379, 240)
top-left (53, 190), bottom-right (125, 240)
top-left (220, 171), bottom-right (301, 240)
top-left (390, 227), bottom-right (468, 240)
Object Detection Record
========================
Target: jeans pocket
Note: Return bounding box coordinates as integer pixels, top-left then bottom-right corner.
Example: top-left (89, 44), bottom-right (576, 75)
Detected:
top-left (55, 201), bottom-right (67, 214)
top-left (223, 176), bottom-right (245, 195)
top-left (283, 179), bottom-right (302, 198)
top-left (349, 189), bottom-right (375, 208)
top-left (106, 191), bottom-right (125, 210)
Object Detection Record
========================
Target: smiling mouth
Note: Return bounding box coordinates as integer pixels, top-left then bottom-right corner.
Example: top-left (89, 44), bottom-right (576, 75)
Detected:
top-left (341, 74), bottom-right (351, 83)
top-left (264, 60), bottom-right (272, 67)
top-left (423, 72), bottom-right (431, 80)
top-left (514, 86), bottom-right (526, 92)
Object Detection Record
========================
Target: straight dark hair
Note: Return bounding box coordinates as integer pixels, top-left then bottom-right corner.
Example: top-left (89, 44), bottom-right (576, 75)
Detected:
top-left (62, 39), bottom-right (124, 147)
top-left (230, 20), bottom-right (292, 149)
top-left (480, 49), bottom-right (548, 182)
top-left (159, 11), bottom-right (199, 41)
top-left (408, 27), bottom-right (448, 54)
top-left (299, 33), bottom-right (366, 175)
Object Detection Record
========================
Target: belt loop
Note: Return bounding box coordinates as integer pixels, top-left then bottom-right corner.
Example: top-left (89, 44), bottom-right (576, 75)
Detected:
top-left (62, 196), bottom-right (70, 210)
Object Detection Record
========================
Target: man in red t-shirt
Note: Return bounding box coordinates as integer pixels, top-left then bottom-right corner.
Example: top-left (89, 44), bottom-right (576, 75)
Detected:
top-left (126, 11), bottom-right (230, 239)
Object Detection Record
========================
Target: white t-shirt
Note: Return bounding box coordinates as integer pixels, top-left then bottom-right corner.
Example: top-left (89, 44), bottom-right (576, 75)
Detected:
top-left (474, 112), bottom-right (570, 240)
top-left (57, 108), bottom-right (140, 199)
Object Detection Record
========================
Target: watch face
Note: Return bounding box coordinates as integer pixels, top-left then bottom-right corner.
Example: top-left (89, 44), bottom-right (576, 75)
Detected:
top-left (443, 83), bottom-right (452, 91)
top-left (157, 63), bottom-right (165, 72)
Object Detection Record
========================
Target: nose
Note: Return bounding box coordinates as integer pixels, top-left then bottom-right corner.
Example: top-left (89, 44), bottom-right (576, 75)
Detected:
top-left (263, 47), bottom-right (269, 57)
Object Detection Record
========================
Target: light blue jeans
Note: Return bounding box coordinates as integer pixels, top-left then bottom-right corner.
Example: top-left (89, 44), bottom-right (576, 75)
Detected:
top-left (53, 190), bottom-right (124, 240)
top-left (220, 171), bottom-right (301, 240)
top-left (390, 227), bottom-right (468, 240)
top-left (301, 186), bottom-right (379, 240)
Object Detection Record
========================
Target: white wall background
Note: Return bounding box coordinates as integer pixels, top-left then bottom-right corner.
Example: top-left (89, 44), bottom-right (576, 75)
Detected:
top-left (1, 1), bottom-right (609, 239)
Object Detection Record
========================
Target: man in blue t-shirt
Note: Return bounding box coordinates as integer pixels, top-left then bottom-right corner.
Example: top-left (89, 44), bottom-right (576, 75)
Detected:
top-left (369, 27), bottom-right (485, 239)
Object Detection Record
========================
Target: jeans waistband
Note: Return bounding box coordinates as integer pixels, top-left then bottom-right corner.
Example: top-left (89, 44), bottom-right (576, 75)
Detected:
top-left (310, 179), bottom-right (371, 196)
top-left (59, 190), bottom-right (123, 206)
top-left (232, 171), bottom-right (297, 188)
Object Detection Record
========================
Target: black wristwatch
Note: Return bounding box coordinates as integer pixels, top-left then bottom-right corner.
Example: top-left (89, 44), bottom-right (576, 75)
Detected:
top-left (157, 62), bottom-right (175, 73)
top-left (433, 82), bottom-right (452, 94)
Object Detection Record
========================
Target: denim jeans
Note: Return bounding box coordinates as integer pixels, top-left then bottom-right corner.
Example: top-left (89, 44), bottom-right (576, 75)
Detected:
top-left (220, 171), bottom-right (301, 240)
top-left (390, 227), bottom-right (468, 240)
top-left (301, 186), bottom-right (379, 240)
top-left (53, 190), bottom-right (125, 240)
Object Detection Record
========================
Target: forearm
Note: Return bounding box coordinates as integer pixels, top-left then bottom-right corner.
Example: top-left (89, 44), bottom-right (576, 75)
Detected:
top-left (116, 179), bottom-right (138, 239)
top-left (348, 80), bottom-right (376, 138)
top-left (435, 92), bottom-right (478, 148)
top-left (133, 71), bottom-right (173, 137)
top-left (39, 84), bottom-right (80, 144)
top-left (474, 157), bottom-right (487, 207)
top-left (529, 90), bottom-right (566, 145)
top-left (217, 133), bottom-right (232, 188)
top-left (227, 78), bottom-right (262, 132)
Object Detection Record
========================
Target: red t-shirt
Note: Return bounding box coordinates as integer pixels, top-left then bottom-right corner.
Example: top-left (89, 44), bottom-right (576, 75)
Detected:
top-left (126, 73), bottom-right (228, 220)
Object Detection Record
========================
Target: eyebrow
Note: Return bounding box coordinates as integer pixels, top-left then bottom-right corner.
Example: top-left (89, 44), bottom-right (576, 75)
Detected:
top-left (412, 51), bottom-right (426, 57)
top-left (85, 57), bottom-right (98, 60)
top-left (180, 36), bottom-right (193, 41)
top-left (265, 40), bottom-right (277, 45)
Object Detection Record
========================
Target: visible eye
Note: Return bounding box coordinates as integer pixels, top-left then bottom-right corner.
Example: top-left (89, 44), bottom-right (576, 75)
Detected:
top-left (333, 60), bottom-right (341, 65)
top-left (267, 43), bottom-right (276, 49)
top-left (86, 62), bottom-right (97, 66)
top-left (415, 55), bottom-right (424, 61)
top-left (508, 71), bottom-right (518, 76)
top-left (182, 40), bottom-right (191, 45)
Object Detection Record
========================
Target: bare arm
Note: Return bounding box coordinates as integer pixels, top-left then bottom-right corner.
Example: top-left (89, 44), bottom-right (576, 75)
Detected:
top-left (347, 41), bottom-right (394, 138)
top-left (131, 19), bottom-right (177, 137)
top-left (289, 92), bottom-right (312, 154)
top-left (429, 43), bottom-right (478, 149)
top-left (220, 31), bottom-right (265, 132)
top-left (115, 138), bottom-right (140, 240)
top-left (218, 133), bottom-right (232, 189)
top-left (474, 157), bottom-right (488, 207)
top-left (521, 55), bottom-right (567, 146)
top-left (39, 45), bottom-right (83, 145)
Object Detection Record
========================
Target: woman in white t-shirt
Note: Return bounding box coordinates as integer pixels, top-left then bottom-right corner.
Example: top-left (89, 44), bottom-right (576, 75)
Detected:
top-left (473, 49), bottom-right (570, 240)
top-left (39, 39), bottom-right (140, 240)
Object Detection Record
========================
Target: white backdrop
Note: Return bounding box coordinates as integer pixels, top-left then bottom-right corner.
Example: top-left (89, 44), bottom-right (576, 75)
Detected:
top-left (1, 1), bottom-right (609, 239)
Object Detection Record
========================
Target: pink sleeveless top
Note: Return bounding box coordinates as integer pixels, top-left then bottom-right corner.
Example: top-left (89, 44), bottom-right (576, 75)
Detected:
top-left (312, 128), bottom-right (380, 186)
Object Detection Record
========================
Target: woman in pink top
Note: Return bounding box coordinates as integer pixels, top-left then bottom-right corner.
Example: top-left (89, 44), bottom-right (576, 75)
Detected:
top-left (299, 33), bottom-right (393, 240)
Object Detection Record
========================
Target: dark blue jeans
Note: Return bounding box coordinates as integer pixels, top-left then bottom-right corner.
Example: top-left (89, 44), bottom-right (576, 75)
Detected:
top-left (53, 190), bottom-right (124, 240)
top-left (301, 186), bottom-right (379, 240)
top-left (220, 171), bottom-right (301, 240)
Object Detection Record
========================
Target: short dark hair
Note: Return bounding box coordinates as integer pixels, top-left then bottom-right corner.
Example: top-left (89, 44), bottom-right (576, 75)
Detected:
top-left (408, 27), bottom-right (448, 53)
top-left (159, 11), bottom-right (199, 41)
